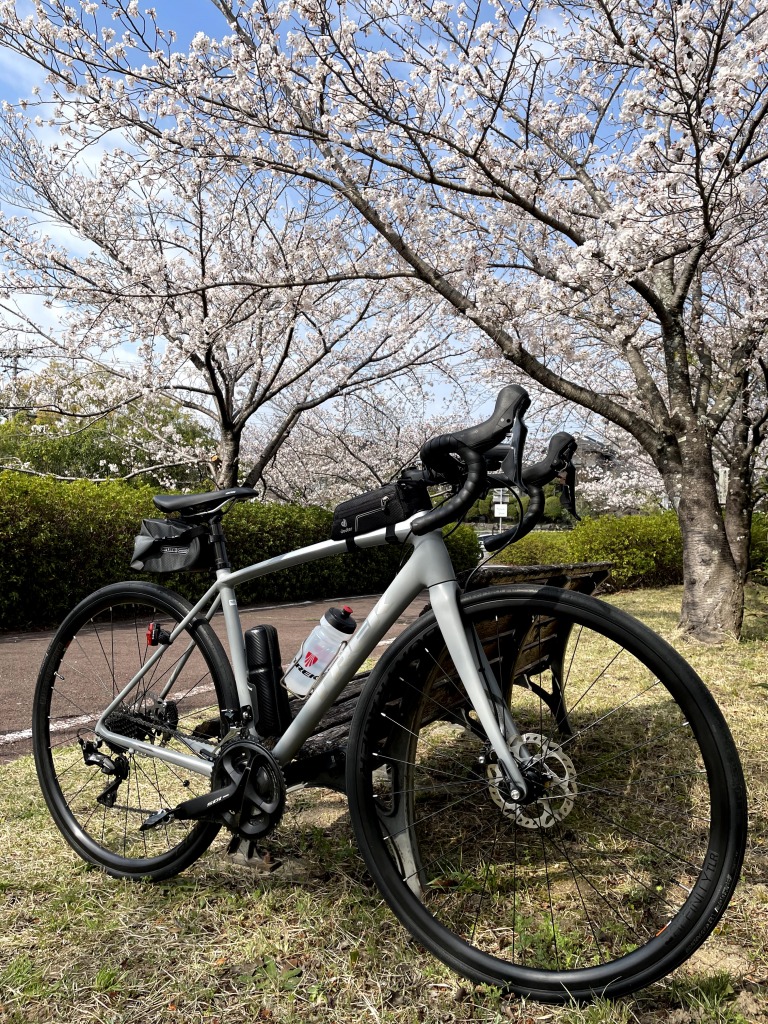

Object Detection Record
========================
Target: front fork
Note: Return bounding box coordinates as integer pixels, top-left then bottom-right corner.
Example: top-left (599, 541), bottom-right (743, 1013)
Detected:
top-left (428, 581), bottom-right (530, 802)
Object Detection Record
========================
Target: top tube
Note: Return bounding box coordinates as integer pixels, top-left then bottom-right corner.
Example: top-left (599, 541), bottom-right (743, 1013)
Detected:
top-left (218, 512), bottom-right (427, 592)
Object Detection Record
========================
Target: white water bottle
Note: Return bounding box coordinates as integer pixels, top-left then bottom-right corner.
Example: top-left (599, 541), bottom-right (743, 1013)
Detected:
top-left (283, 605), bottom-right (357, 696)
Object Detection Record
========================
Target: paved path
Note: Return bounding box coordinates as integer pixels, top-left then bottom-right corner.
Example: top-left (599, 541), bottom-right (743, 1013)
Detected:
top-left (0, 591), bottom-right (428, 765)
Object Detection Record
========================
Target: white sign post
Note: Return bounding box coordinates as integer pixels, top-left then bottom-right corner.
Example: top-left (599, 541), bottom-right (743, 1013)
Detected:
top-left (494, 488), bottom-right (508, 532)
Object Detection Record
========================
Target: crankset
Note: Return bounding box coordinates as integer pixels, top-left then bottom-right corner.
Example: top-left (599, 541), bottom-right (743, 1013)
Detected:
top-left (140, 738), bottom-right (286, 840)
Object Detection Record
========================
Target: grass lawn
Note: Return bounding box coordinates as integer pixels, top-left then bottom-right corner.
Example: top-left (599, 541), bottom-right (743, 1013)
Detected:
top-left (0, 587), bottom-right (766, 1024)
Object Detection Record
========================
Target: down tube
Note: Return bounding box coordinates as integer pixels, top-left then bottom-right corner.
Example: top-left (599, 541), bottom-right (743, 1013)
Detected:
top-left (269, 540), bottom-right (434, 764)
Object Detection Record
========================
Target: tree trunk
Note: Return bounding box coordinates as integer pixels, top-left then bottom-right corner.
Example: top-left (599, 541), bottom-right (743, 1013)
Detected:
top-left (673, 434), bottom-right (744, 641)
top-left (723, 379), bottom-right (754, 583)
top-left (724, 467), bottom-right (752, 583)
top-left (214, 429), bottom-right (242, 489)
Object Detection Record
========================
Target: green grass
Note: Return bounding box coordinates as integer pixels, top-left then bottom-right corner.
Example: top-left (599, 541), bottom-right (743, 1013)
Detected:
top-left (1, 587), bottom-right (767, 1024)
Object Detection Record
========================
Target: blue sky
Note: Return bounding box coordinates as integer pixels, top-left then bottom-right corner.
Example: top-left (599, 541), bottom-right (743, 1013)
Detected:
top-left (0, 0), bottom-right (228, 104)
top-left (151, 0), bottom-right (233, 45)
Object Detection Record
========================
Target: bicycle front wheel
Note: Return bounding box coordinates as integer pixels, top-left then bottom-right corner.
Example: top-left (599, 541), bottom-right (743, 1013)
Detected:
top-left (347, 586), bottom-right (746, 1001)
top-left (33, 582), bottom-right (238, 880)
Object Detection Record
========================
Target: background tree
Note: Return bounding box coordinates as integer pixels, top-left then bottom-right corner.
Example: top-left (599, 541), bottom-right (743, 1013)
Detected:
top-left (259, 385), bottom-right (474, 506)
top-left (2, 1), bottom-right (768, 637)
top-left (0, 110), bottom-right (461, 491)
top-left (0, 361), bottom-right (217, 487)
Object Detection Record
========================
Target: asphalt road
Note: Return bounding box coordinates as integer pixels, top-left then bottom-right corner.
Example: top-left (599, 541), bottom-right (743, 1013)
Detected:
top-left (0, 591), bottom-right (428, 765)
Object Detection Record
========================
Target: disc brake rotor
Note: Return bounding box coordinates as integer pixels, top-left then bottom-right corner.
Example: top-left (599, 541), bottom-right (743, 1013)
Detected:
top-left (487, 731), bottom-right (578, 829)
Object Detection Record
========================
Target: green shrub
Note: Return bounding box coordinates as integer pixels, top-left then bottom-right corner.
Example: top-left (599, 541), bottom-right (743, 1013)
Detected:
top-left (0, 474), bottom-right (480, 629)
top-left (543, 494), bottom-right (565, 522)
top-left (496, 509), bottom-right (768, 589)
top-left (493, 510), bottom-right (684, 589)
top-left (493, 529), bottom-right (573, 566)
top-left (568, 512), bottom-right (683, 588)
top-left (750, 512), bottom-right (768, 570)
top-left (0, 474), bottom-right (156, 630)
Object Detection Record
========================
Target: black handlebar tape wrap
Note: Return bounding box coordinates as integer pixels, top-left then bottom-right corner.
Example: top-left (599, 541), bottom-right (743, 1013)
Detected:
top-left (412, 385), bottom-right (531, 536)
top-left (411, 445), bottom-right (486, 536)
top-left (418, 432), bottom-right (468, 484)
top-left (521, 432), bottom-right (577, 487)
top-left (417, 385), bottom-right (531, 484)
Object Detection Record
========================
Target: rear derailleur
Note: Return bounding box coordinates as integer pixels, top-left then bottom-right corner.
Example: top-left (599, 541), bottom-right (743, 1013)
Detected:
top-left (79, 738), bottom-right (130, 808)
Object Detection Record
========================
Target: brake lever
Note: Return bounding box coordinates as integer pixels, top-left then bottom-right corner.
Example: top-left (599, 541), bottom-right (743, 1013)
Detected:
top-left (558, 461), bottom-right (580, 520)
top-left (500, 415), bottom-right (529, 495)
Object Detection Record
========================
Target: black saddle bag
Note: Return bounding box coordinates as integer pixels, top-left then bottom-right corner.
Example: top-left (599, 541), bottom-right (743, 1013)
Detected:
top-left (130, 518), bottom-right (214, 573)
top-left (331, 480), bottom-right (431, 541)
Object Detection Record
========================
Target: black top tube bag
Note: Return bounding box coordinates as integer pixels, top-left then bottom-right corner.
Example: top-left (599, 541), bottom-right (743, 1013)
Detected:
top-left (130, 517), bottom-right (214, 573)
top-left (331, 479), bottom-right (431, 542)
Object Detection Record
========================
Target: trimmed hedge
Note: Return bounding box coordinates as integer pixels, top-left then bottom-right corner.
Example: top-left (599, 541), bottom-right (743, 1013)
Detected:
top-left (496, 509), bottom-right (768, 590)
top-left (495, 512), bottom-right (683, 589)
top-left (0, 474), bottom-right (481, 630)
top-left (0, 475), bottom-right (154, 631)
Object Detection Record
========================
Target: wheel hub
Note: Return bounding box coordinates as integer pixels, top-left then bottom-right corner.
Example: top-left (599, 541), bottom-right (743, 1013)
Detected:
top-left (487, 732), bottom-right (578, 829)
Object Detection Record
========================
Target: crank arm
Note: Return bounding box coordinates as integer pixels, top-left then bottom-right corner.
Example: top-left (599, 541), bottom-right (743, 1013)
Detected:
top-left (139, 775), bottom-right (240, 831)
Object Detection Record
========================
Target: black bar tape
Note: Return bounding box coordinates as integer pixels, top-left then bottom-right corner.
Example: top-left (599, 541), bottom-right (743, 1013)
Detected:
top-left (411, 445), bottom-right (486, 536)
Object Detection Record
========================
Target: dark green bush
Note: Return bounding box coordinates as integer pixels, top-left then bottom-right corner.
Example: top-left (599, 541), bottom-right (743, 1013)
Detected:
top-left (0, 474), bottom-right (480, 630)
top-left (494, 511), bottom-right (684, 589)
top-left (543, 494), bottom-right (566, 522)
top-left (750, 512), bottom-right (768, 571)
top-left (0, 474), bottom-right (156, 630)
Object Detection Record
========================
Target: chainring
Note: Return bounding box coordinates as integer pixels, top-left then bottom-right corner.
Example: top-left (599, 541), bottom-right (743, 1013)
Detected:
top-left (211, 737), bottom-right (286, 841)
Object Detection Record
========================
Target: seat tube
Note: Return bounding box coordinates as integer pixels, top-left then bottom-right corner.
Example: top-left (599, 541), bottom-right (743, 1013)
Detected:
top-left (216, 574), bottom-right (252, 722)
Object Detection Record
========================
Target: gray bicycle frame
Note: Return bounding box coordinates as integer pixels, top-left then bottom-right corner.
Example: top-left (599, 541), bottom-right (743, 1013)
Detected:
top-left (94, 512), bottom-right (530, 796)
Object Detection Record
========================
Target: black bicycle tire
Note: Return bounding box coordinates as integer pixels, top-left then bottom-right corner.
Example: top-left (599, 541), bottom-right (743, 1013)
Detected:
top-left (346, 585), bottom-right (747, 1002)
top-left (33, 581), bottom-right (238, 880)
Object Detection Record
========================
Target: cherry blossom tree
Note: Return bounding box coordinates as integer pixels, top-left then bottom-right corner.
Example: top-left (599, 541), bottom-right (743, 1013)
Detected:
top-left (0, 110), bottom-right (460, 491)
top-left (0, 370), bottom-right (217, 489)
top-left (260, 385), bottom-right (474, 506)
top-left (2, 1), bottom-right (768, 638)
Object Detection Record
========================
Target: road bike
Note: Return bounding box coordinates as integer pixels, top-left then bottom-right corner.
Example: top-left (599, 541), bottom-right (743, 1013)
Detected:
top-left (32, 385), bottom-right (747, 1003)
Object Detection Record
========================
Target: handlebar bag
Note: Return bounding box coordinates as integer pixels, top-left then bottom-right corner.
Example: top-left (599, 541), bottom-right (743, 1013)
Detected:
top-left (331, 480), bottom-right (431, 541)
top-left (130, 518), bottom-right (214, 573)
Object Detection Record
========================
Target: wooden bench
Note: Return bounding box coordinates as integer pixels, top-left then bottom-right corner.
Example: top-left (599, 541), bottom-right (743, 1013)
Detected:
top-left (282, 562), bottom-right (611, 791)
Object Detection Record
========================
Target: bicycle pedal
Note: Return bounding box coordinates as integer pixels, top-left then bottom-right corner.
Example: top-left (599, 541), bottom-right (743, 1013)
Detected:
top-left (139, 808), bottom-right (174, 831)
top-left (226, 836), bottom-right (281, 872)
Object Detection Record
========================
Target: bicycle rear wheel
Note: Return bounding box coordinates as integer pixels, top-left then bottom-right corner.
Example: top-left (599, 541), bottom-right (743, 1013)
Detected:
top-left (33, 582), bottom-right (237, 880)
top-left (347, 586), bottom-right (746, 1001)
